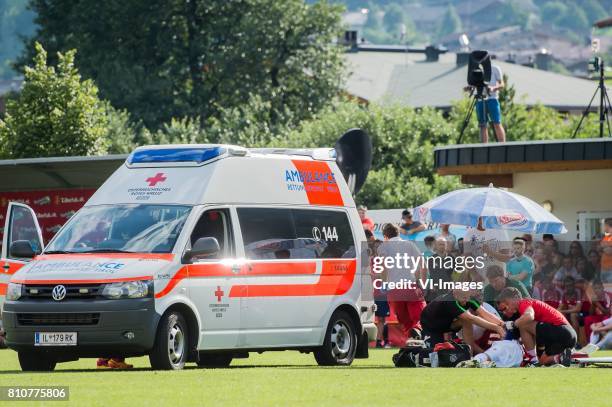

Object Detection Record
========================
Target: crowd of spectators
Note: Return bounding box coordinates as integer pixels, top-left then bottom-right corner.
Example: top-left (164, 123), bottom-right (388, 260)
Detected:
top-left (361, 206), bottom-right (612, 352)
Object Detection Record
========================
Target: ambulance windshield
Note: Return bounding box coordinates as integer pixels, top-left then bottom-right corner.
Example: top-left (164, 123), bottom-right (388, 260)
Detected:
top-left (45, 204), bottom-right (191, 254)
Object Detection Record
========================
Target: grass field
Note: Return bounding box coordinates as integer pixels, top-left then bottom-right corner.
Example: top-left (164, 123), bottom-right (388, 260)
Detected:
top-left (0, 349), bottom-right (611, 406)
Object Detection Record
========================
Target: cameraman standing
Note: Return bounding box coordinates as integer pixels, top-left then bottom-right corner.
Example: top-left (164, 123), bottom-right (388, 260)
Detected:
top-left (465, 64), bottom-right (506, 143)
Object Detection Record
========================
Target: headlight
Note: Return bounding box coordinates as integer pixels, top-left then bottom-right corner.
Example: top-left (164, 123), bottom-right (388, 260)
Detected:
top-left (6, 283), bottom-right (23, 301)
top-left (101, 280), bottom-right (150, 299)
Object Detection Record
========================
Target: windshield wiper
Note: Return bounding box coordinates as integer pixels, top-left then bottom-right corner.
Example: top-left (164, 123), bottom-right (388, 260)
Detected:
top-left (43, 250), bottom-right (78, 254)
top-left (77, 249), bottom-right (137, 254)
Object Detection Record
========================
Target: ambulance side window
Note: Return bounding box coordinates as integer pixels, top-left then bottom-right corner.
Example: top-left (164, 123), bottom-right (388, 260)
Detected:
top-left (189, 209), bottom-right (233, 259)
top-left (237, 208), bottom-right (355, 260)
top-left (292, 209), bottom-right (355, 259)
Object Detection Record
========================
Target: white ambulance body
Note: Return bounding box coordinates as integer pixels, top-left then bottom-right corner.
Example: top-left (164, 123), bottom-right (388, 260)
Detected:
top-left (1, 144), bottom-right (376, 370)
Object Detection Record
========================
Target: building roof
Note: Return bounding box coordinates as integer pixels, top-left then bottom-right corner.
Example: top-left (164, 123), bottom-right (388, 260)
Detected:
top-left (433, 138), bottom-right (612, 187)
top-left (0, 155), bottom-right (126, 192)
top-left (344, 51), bottom-right (599, 111)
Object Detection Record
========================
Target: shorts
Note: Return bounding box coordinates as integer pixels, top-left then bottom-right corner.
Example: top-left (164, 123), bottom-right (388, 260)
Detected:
top-left (375, 300), bottom-right (390, 317)
top-left (476, 98), bottom-right (502, 125)
top-left (536, 323), bottom-right (577, 356)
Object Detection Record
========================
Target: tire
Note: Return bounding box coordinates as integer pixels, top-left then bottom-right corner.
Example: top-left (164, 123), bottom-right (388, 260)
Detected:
top-left (314, 310), bottom-right (358, 366)
top-left (149, 311), bottom-right (189, 370)
top-left (18, 351), bottom-right (56, 371)
top-left (196, 352), bottom-right (233, 368)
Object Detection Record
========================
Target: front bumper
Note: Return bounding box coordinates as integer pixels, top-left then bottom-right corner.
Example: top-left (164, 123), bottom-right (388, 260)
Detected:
top-left (2, 298), bottom-right (159, 358)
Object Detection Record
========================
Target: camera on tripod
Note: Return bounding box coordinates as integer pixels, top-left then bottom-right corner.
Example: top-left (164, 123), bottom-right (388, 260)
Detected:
top-left (467, 50), bottom-right (492, 97)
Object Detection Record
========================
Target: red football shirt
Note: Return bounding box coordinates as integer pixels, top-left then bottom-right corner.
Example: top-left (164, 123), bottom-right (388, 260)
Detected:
top-left (518, 299), bottom-right (568, 326)
top-left (361, 217), bottom-right (374, 232)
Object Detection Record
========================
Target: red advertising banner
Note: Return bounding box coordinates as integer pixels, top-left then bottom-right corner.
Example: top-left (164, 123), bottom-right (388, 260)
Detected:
top-left (0, 189), bottom-right (96, 246)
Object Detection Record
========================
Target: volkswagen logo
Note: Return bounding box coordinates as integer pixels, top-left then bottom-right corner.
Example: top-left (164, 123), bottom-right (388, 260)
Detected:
top-left (51, 285), bottom-right (67, 301)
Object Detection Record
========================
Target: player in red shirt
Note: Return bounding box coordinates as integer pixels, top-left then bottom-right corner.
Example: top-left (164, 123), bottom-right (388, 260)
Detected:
top-left (498, 287), bottom-right (576, 366)
top-left (358, 205), bottom-right (374, 232)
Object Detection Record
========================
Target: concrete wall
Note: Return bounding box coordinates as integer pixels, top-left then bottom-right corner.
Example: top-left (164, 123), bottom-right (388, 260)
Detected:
top-left (510, 169), bottom-right (612, 241)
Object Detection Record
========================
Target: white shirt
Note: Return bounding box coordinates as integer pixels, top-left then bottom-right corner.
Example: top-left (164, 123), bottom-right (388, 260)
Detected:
top-left (463, 227), bottom-right (511, 276)
top-left (377, 237), bottom-right (422, 283)
top-left (488, 65), bottom-right (503, 99)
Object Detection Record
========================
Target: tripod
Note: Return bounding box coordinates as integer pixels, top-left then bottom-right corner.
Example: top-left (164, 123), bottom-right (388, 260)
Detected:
top-left (572, 58), bottom-right (612, 139)
top-left (458, 85), bottom-right (489, 144)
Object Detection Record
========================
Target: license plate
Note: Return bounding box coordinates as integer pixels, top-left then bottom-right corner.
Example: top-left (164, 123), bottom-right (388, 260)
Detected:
top-left (35, 332), bottom-right (77, 346)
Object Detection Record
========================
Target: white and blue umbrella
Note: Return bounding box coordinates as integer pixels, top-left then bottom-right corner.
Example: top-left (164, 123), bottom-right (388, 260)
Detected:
top-left (412, 184), bottom-right (567, 234)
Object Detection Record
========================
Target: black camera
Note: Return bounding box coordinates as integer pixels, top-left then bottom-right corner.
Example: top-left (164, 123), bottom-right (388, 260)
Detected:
top-left (467, 50), bottom-right (492, 89)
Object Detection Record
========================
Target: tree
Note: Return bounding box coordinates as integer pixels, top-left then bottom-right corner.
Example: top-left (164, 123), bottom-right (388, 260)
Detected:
top-left (437, 4), bottom-right (462, 39)
top-left (20, 0), bottom-right (346, 129)
top-left (0, 43), bottom-right (110, 158)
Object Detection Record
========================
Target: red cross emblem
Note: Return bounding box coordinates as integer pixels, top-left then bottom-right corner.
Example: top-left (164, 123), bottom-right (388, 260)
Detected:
top-left (215, 286), bottom-right (224, 302)
top-left (146, 173), bottom-right (167, 186)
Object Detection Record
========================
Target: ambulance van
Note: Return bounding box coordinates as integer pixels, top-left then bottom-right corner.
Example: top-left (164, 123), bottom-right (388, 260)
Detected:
top-left (1, 143), bottom-right (376, 371)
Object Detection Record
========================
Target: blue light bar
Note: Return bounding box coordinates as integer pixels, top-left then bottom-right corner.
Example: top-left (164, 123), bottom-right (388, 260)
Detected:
top-left (127, 147), bottom-right (226, 164)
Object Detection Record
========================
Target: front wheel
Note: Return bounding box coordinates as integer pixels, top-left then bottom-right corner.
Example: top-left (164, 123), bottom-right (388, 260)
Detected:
top-left (149, 311), bottom-right (189, 370)
top-left (314, 310), bottom-right (358, 366)
top-left (18, 351), bottom-right (56, 371)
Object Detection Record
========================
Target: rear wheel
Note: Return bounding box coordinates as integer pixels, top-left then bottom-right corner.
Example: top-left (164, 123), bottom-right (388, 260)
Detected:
top-left (314, 310), bottom-right (358, 366)
top-left (196, 352), bottom-right (233, 368)
top-left (149, 311), bottom-right (188, 370)
top-left (18, 351), bottom-right (56, 371)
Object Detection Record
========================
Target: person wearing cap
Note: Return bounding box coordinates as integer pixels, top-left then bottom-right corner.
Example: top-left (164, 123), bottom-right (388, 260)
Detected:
top-left (399, 209), bottom-right (425, 236)
top-left (358, 205), bottom-right (374, 232)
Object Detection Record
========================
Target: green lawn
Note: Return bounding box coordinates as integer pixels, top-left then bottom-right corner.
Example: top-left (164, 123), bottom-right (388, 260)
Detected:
top-left (0, 349), bottom-right (610, 406)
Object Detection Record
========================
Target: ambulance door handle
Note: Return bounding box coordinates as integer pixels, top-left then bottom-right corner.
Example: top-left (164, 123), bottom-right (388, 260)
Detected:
top-left (231, 264), bottom-right (241, 274)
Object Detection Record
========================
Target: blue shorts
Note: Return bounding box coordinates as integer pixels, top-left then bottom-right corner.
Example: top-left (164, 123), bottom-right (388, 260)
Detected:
top-left (476, 98), bottom-right (502, 125)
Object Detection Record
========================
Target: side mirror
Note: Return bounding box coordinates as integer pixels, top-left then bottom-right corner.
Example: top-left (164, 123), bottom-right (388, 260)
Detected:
top-left (182, 237), bottom-right (220, 264)
top-left (9, 240), bottom-right (37, 259)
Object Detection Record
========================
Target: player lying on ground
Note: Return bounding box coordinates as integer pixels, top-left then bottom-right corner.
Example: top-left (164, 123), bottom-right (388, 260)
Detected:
top-left (456, 339), bottom-right (524, 368)
top-left (497, 287), bottom-right (576, 366)
top-left (420, 289), bottom-right (506, 354)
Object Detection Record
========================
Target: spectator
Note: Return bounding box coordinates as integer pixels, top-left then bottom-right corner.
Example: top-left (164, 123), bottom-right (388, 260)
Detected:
top-left (553, 255), bottom-right (581, 288)
top-left (463, 217), bottom-right (512, 281)
top-left (437, 224), bottom-right (457, 251)
top-left (550, 250), bottom-right (564, 271)
top-left (483, 265), bottom-right (530, 306)
top-left (423, 235), bottom-right (435, 258)
top-left (558, 276), bottom-right (583, 343)
top-left (521, 234), bottom-right (534, 257)
top-left (533, 247), bottom-right (555, 278)
top-left (568, 241), bottom-right (585, 266)
top-left (584, 279), bottom-right (611, 340)
top-left (507, 237), bottom-right (535, 292)
top-left (377, 223), bottom-right (427, 342)
top-left (425, 236), bottom-right (454, 302)
top-left (368, 235), bottom-right (390, 348)
top-left (533, 274), bottom-right (563, 309)
top-left (576, 257), bottom-right (596, 283)
top-left (398, 209), bottom-right (425, 236)
top-left (542, 234), bottom-right (558, 250)
top-left (585, 317), bottom-right (612, 350)
top-left (601, 218), bottom-right (612, 283)
top-left (587, 249), bottom-right (601, 277)
top-left (358, 205), bottom-right (374, 232)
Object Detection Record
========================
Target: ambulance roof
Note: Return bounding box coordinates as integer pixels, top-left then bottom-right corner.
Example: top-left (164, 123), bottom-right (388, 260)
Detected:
top-left (85, 144), bottom-right (355, 208)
